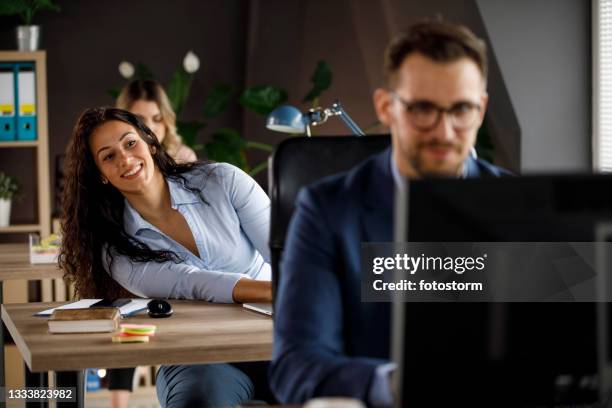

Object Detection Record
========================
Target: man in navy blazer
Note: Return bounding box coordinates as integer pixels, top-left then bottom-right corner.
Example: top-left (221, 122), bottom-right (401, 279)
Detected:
top-left (270, 21), bottom-right (510, 407)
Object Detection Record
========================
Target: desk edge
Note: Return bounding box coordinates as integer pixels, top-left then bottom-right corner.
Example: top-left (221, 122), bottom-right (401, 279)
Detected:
top-left (1, 304), bottom-right (33, 371)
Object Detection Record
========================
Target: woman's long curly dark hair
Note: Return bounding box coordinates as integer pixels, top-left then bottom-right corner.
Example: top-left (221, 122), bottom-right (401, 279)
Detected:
top-left (59, 107), bottom-right (204, 299)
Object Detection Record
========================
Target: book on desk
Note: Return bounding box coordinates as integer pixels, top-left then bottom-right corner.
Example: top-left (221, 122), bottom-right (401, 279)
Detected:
top-left (35, 298), bottom-right (150, 317)
top-left (48, 307), bottom-right (120, 333)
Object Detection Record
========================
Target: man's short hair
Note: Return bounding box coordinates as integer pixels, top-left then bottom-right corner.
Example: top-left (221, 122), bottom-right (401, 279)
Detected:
top-left (384, 20), bottom-right (488, 87)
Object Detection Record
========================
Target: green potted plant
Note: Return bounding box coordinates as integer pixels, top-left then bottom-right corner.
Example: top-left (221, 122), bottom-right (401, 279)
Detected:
top-left (0, 0), bottom-right (61, 51)
top-left (0, 172), bottom-right (19, 227)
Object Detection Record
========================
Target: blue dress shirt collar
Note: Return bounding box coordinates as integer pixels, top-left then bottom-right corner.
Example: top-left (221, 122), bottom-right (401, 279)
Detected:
top-left (123, 177), bottom-right (201, 236)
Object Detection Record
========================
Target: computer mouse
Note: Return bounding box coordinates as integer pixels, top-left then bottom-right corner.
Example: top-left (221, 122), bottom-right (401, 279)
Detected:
top-left (147, 299), bottom-right (173, 318)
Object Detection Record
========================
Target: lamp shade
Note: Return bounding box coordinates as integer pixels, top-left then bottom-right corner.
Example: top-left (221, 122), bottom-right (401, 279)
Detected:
top-left (266, 105), bottom-right (306, 134)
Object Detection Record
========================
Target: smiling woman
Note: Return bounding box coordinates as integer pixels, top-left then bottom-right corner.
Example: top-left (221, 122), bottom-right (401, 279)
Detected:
top-left (59, 107), bottom-right (273, 408)
top-left (90, 120), bottom-right (161, 196)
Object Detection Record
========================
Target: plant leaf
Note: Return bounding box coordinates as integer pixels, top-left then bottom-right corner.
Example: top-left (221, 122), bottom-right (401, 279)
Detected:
top-left (302, 61), bottom-right (332, 103)
top-left (0, 0), bottom-right (28, 16)
top-left (0, 172), bottom-right (19, 200)
top-left (24, 0), bottom-right (61, 24)
top-left (134, 63), bottom-right (154, 81)
top-left (167, 68), bottom-right (192, 115)
top-left (239, 86), bottom-right (287, 116)
top-left (107, 87), bottom-right (120, 100)
top-left (202, 84), bottom-right (234, 119)
top-left (204, 128), bottom-right (248, 170)
top-left (249, 161), bottom-right (268, 177)
top-left (32, 0), bottom-right (61, 13)
top-left (176, 120), bottom-right (205, 149)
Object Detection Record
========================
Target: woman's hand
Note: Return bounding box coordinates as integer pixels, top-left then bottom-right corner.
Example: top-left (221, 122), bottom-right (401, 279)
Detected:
top-left (232, 278), bottom-right (272, 303)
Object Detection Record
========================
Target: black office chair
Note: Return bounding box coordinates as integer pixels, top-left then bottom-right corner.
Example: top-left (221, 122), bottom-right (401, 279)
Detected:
top-left (268, 135), bottom-right (391, 304)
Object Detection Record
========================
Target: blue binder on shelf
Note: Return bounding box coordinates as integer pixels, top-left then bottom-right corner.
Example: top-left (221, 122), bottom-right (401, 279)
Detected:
top-left (16, 63), bottom-right (37, 141)
top-left (0, 63), bottom-right (16, 141)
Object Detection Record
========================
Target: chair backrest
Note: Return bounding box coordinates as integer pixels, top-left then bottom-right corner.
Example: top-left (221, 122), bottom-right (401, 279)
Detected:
top-left (268, 135), bottom-right (391, 301)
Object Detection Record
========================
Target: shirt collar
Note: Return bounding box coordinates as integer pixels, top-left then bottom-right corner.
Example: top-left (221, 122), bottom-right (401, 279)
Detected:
top-left (123, 199), bottom-right (151, 236)
top-left (123, 177), bottom-right (200, 236)
top-left (167, 177), bottom-right (201, 207)
top-left (390, 154), bottom-right (406, 192)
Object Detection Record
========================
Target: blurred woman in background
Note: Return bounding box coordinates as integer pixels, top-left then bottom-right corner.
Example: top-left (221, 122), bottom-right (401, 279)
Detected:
top-left (117, 79), bottom-right (197, 163)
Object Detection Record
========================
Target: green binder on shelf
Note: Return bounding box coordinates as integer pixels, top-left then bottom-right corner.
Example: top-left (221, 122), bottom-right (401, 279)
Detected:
top-left (0, 63), bottom-right (16, 141)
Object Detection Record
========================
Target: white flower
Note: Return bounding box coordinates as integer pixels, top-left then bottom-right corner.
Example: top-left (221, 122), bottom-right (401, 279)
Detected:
top-left (118, 61), bottom-right (135, 79)
top-left (183, 51), bottom-right (200, 74)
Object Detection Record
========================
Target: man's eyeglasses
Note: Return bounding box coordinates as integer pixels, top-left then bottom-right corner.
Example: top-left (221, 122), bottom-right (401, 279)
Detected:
top-left (390, 92), bottom-right (481, 131)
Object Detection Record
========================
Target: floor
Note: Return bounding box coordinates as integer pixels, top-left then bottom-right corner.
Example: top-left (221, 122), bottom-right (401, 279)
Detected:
top-left (86, 387), bottom-right (161, 408)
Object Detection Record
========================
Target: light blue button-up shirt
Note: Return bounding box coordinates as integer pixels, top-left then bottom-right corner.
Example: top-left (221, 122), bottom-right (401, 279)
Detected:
top-left (104, 163), bottom-right (271, 303)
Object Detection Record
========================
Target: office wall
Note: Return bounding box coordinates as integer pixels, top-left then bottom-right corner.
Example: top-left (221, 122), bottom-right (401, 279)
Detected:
top-left (476, 0), bottom-right (591, 173)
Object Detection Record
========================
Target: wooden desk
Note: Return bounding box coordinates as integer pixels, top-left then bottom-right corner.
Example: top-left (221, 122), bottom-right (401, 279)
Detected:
top-left (3, 301), bottom-right (273, 371)
top-left (0, 243), bottom-right (62, 282)
top-left (0, 243), bottom-right (63, 390)
top-left (2, 301), bottom-right (273, 407)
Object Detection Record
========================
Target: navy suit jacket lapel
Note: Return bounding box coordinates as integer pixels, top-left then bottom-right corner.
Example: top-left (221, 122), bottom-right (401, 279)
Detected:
top-left (353, 148), bottom-right (393, 359)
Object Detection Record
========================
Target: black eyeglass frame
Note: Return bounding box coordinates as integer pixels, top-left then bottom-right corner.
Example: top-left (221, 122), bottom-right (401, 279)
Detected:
top-left (390, 91), bottom-right (482, 131)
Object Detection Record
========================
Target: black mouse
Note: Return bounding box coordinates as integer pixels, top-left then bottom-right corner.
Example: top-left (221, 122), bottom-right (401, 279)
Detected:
top-left (147, 299), bottom-right (173, 318)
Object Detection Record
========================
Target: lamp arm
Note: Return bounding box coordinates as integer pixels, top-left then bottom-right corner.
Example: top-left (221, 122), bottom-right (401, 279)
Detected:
top-left (300, 100), bottom-right (365, 137)
top-left (328, 101), bottom-right (365, 136)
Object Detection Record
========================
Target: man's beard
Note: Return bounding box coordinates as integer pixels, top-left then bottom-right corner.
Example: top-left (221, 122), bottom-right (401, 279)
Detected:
top-left (409, 140), bottom-right (464, 178)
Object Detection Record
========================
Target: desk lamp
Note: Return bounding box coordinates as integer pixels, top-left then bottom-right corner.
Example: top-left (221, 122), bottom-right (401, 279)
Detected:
top-left (266, 100), bottom-right (365, 136)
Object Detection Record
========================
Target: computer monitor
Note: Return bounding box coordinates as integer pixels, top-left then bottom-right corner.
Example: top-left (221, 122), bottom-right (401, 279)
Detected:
top-left (392, 174), bottom-right (612, 407)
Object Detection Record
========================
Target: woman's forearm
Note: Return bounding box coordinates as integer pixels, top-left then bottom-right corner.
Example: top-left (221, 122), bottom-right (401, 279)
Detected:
top-left (232, 278), bottom-right (272, 303)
